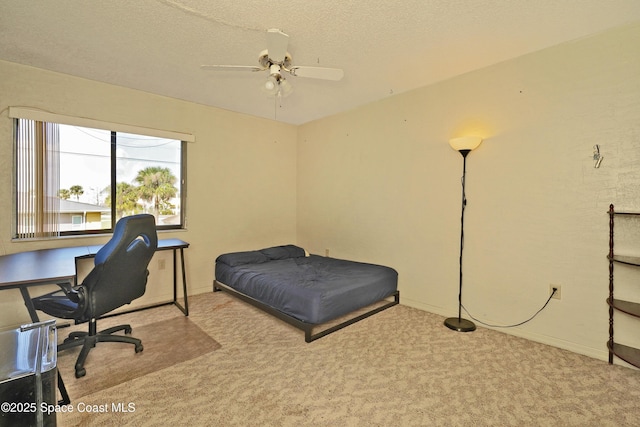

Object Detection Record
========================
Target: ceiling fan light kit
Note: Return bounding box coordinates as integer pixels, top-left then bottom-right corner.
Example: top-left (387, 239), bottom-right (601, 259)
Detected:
top-left (265, 76), bottom-right (277, 91)
top-left (202, 28), bottom-right (343, 100)
top-left (262, 75), bottom-right (293, 98)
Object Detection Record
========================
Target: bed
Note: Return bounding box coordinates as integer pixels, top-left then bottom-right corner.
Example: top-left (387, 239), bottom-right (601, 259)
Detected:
top-left (213, 244), bottom-right (399, 342)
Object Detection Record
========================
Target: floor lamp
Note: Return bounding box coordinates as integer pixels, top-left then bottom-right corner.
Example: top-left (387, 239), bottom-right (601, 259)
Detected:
top-left (444, 136), bottom-right (483, 332)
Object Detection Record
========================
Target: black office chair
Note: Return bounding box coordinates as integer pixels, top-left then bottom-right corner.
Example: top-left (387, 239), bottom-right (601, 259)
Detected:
top-left (32, 214), bottom-right (158, 378)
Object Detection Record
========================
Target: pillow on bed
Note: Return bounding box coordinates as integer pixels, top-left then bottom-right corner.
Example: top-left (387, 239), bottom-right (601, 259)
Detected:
top-left (259, 244), bottom-right (307, 260)
top-left (216, 250), bottom-right (269, 267)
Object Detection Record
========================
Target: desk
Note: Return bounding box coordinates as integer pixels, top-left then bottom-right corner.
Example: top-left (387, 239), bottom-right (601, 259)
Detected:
top-left (0, 238), bottom-right (189, 406)
top-left (0, 238), bottom-right (190, 322)
top-left (85, 239), bottom-right (190, 317)
top-left (0, 246), bottom-right (90, 322)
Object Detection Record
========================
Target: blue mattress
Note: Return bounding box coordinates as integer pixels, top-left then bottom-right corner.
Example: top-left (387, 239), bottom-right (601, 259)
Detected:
top-left (215, 245), bottom-right (398, 324)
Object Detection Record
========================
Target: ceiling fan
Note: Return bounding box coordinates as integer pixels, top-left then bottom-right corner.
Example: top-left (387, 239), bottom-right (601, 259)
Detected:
top-left (201, 28), bottom-right (344, 97)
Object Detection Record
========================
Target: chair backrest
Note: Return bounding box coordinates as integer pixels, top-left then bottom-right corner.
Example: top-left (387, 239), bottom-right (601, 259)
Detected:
top-left (82, 214), bottom-right (158, 318)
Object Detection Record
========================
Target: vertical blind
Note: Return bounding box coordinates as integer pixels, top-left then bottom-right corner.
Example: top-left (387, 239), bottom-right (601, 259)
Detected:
top-left (16, 119), bottom-right (61, 238)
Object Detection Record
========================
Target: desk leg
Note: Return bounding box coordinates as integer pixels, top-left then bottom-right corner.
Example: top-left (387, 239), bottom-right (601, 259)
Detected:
top-left (173, 248), bottom-right (189, 316)
top-left (19, 287), bottom-right (72, 405)
top-left (19, 287), bottom-right (40, 322)
top-left (57, 371), bottom-right (70, 405)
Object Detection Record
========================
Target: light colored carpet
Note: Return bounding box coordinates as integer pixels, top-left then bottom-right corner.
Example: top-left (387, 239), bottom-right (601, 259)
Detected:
top-left (56, 309), bottom-right (220, 399)
top-left (58, 292), bottom-right (640, 426)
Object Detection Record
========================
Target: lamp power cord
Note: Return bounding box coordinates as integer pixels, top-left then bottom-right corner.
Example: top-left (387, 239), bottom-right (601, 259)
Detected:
top-left (461, 287), bottom-right (557, 328)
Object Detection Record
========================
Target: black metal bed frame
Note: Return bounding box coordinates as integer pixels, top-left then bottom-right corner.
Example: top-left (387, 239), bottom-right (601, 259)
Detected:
top-left (213, 280), bottom-right (400, 343)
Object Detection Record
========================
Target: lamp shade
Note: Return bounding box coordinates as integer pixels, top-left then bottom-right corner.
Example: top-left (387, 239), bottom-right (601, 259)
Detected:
top-left (449, 136), bottom-right (482, 152)
top-left (278, 79), bottom-right (294, 97)
top-left (262, 76), bottom-right (279, 95)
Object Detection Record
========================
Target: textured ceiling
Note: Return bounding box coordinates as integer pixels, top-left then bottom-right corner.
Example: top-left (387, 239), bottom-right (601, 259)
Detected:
top-left (2, 0), bottom-right (640, 125)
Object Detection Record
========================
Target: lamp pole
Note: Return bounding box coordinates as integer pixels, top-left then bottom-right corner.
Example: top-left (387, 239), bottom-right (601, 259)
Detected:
top-left (444, 148), bottom-right (477, 332)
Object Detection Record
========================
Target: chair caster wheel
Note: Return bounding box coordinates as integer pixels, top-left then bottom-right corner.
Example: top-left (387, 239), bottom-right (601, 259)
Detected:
top-left (135, 344), bottom-right (143, 353)
top-left (124, 326), bottom-right (132, 334)
top-left (75, 368), bottom-right (86, 378)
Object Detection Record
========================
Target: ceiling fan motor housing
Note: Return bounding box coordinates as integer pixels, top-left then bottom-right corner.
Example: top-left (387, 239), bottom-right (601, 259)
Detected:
top-left (258, 49), bottom-right (292, 68)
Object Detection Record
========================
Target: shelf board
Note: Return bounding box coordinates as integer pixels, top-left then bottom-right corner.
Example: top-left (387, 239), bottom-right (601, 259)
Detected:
top-left (611, 210), bottom-right (640, 216)
top-left (608, 298), bottom-right (640, 318)
top-left (609, 255), bottom-right (640, 266)
top-left (608, 341), bottom-right (640, 368)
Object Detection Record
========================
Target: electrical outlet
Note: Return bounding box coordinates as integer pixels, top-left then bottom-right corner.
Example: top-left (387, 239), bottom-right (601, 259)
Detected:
top-left (158, 259), bottom-right (166, 270)
top-left (550, 284), bottom-right (561, 300)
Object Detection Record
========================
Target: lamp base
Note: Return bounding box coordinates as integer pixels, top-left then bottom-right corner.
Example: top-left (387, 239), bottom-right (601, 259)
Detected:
top-left (444, 317), bottom-right (476, 332)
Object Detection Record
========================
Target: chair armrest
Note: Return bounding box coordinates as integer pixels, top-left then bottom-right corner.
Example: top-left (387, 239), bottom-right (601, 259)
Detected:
top-left (58, 282), bottom-right (84, 304)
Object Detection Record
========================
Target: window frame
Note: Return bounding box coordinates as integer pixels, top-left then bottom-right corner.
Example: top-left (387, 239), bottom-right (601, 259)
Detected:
top-left (13, 116), bottom-right (188, 239)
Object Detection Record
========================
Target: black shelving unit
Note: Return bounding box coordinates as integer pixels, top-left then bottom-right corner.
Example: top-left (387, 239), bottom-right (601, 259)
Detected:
top-left (607, 204), bottom-right (640, 367)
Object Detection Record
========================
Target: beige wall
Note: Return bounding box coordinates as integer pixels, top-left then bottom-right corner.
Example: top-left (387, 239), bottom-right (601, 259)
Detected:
top-left (297, 22), bottom-right (640, 362)
top-left (0, 60), bottom-right (298, 327)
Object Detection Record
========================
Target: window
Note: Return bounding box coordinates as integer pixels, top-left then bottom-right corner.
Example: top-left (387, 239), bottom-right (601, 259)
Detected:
top-left (14, 119), bottom-right (186, 239)
top-left (71, 215), bottom-right (84, 230)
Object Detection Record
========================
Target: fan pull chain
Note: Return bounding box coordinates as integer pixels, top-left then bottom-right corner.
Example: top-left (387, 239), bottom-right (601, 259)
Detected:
top-left (274, 94), bottom-right (278, 120)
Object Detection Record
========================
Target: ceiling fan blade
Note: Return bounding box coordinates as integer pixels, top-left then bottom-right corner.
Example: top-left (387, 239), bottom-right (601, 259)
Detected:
top-left (201, 65), bottom-right (264, 72)
top-left (266, 28), bottom-right (289, 64)
top-left (287, 66), bottom-right (344, 81)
